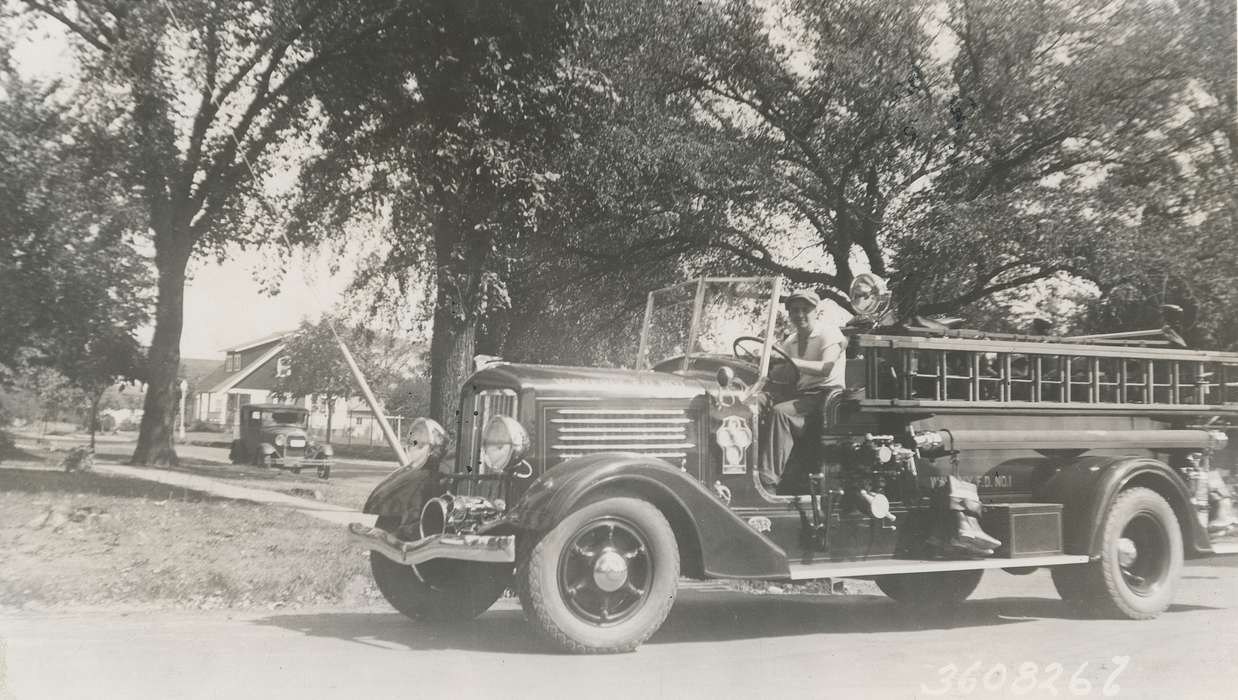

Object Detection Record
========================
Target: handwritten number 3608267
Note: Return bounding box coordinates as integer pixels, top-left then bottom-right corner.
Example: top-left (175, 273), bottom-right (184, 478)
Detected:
top-left (920, 657), bottom-right (1131, 696)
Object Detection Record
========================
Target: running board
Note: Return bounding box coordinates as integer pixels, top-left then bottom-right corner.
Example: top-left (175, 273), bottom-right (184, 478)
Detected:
top-left (788, 554), bottom-right (1090, 580)
top-left (1210, 542), bottom-right (1238, 556)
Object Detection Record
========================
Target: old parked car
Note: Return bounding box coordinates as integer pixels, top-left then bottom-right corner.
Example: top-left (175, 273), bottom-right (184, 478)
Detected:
top-left (348, 276), bottom-right (1238, 653)
top-left (229, 404), bottom-right (332, 479)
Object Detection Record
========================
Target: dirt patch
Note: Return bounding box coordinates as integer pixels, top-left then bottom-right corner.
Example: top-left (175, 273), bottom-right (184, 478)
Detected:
top-left (0, 468), bottom-right (382, 612)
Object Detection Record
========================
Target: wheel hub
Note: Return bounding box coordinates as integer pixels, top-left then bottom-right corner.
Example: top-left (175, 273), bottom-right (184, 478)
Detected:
top-left (558, 518), bottom-right (652, 625)
top-left (1117, 537), bottom-right (1138, 569)
top-left (592, 549), bottom-right (629, 592)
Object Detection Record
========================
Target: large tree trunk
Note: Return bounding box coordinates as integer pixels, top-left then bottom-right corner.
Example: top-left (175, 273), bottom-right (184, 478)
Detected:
top-left (132, 238), bottom-right (191, 466)
top-left (428, 286), bottom-right (477, 438)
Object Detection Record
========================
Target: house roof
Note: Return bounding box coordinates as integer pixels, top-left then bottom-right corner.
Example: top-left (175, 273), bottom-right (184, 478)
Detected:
top-left (220, 330), bottom-right (297, 353)
top-left (204, 341), bottom-right (288, 395)
top-left (179, 358), bottom-right (223, 387)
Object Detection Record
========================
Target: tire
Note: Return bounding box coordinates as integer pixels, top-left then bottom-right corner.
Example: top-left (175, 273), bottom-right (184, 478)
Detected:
top-left (875, 569), bottom-right (984, 607)
top-left (1053, 487), bottom-right (1182, 619)
top-left (369, 516), bottom-right (508, 622)
top-left (228, 441), bottom-right (241, 465)
top-left (518, 497), bottom-right (679, 654)
top-left (317, 464), bottom-right (330, 480)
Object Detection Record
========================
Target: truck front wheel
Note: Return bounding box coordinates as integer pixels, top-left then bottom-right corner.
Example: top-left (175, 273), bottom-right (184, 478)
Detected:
top-left (518, 497), bottom-right (679, 654)
top-left (369, 516), bottom-right (508, 622)
top-left (1052, 487), bottom-right (1182, 619)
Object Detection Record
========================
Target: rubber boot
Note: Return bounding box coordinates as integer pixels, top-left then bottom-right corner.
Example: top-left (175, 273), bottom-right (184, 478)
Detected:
top-left (1209, 496), bottom-right (1237, 534)
top-left (928, 476), bottom-right (1001, 557)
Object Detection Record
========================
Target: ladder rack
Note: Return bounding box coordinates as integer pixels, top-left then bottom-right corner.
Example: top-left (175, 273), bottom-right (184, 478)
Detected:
top-left (856, 334), bottom-right (1238, 416)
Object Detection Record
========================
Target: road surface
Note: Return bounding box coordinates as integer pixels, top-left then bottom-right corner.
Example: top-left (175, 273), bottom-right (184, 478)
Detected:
top-left (3, 558), bottom-right (1236, 700)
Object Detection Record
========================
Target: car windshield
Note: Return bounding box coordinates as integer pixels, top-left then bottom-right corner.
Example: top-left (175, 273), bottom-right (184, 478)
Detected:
top-left (268, 411), bottom-right (306, 426)
top-left (637, 277), bottom-right (781, 370)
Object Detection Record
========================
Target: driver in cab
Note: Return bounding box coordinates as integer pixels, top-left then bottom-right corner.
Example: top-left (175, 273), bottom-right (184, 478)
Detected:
top-left (757, 289), bottom-right (846, 489)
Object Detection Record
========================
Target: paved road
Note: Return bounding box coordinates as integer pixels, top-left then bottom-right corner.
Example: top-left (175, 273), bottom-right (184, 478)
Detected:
top-left (3, 559), bottom-right (1236, 700)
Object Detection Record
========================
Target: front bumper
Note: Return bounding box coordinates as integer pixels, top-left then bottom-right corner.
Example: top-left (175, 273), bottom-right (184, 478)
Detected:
top-left (273, 457), bottom-right (331, 468)
top-left (347, 522), bottom-right (515, 566)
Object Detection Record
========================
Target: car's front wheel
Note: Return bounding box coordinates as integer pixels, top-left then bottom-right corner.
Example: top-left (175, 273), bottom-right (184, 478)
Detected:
top-left (518, 496), bottom-right (679, 654)
top-left (369, 516), bottom-right (508, 622)
top-left (1051, 487), bottom-right (1182, 619)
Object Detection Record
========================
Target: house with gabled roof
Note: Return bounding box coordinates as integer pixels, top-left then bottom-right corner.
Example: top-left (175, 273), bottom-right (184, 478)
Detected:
top-left (192, 330), bottom-right (391, 440)
top-left (193, 331), bottom-right (299, 429)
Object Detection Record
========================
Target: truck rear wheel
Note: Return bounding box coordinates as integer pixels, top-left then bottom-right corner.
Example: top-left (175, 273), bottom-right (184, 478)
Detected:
top-left (1053, 487), bottom-right (1182, 619)
top-left (369, 516), bottom-right (508, 622)
top-left (875, 569), bottom-right (984, 607)
top-left (518, 497), bottom-right (679, 654)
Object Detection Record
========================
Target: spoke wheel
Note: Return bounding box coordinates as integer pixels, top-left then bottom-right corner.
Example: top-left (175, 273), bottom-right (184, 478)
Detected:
top-left (1054, 487), bottom-right (1182, 619)
top-left (520, 497), bottom-right (679, 654)
top-left (558, 518), bottom-right (653, 626)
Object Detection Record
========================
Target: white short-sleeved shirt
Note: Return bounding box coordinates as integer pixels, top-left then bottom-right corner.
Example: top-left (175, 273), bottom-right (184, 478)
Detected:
top-left (778, 325), bottom-right (846, 392)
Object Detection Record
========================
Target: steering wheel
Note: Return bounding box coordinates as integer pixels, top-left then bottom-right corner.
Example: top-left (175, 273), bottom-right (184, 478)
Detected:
top-left (732, 336), bottom-right (800, 389)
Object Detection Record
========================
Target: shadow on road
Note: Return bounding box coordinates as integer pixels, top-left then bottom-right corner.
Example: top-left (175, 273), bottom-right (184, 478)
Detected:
top-left (248, 589), bottom-right (1223, 654)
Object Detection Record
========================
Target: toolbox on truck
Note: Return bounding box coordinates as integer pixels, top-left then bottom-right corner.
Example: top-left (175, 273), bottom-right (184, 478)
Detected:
top-left (981, 503), bottom-right (1064, 558)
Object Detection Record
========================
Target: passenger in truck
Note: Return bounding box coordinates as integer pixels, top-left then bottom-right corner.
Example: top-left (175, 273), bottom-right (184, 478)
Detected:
top-left (756, 289), bottom-right (847, 489)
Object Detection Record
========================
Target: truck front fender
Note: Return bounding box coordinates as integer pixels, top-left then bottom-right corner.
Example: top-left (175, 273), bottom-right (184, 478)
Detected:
top-left (1034, 455), bottom-right (1211, 558)
top-left (361, 464), bottom-right (447, 521)
top-left (506, 453), bottom-right (789, 579)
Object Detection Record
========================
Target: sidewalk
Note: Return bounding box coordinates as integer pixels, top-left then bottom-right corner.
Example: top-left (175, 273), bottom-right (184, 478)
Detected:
top-left (93, 463), bottom-right (376, 527)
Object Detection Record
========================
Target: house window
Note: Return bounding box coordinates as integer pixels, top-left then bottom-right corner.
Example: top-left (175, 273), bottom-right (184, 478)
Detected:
top-left (276, 356), bottom-right (292, 378)
top-left (226, 353), bottom-right (240, 372)
top-left (356, 417), bottom-right (364, 426)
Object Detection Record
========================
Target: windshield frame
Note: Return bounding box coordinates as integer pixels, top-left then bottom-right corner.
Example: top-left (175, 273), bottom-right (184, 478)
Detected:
top-left (265, 410), bottom-right (308, 427)
top-left (636, 276), bottom-right (784, 376)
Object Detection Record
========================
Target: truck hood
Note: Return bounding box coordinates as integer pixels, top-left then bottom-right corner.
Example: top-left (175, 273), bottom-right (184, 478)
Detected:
top-left (468, 363), bottom-right (708, 399)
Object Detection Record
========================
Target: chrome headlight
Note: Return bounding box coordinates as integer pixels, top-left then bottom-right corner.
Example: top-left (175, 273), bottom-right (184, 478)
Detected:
top-left (849, 273), bottom-right (891, 318)
top-left (480, 415), bottom-right (530, 472)
top-left (406, 417), bottom-right (449, 469)
top-left (274, 434), bottom-right (286, 447)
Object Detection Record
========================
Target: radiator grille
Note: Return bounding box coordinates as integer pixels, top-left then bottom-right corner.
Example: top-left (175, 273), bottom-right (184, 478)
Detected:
top-left (548, 408), bottom-right (694, 467)
top-left (464, 389), bottom-right (518, 473)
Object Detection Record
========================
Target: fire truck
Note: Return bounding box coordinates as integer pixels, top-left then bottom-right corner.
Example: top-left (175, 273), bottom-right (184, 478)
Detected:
top-left (349, 275), bottom-right (1238, 653)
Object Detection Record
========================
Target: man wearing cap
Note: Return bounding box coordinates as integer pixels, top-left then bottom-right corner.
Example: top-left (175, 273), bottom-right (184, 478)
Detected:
top-left (757, 289), bottom-right (846, 489)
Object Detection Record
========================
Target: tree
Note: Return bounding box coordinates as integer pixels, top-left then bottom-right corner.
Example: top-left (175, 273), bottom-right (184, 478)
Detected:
top-left (12, 0), bottom-right (412, 465)
top-left (1, 46), bottom-right (148, 438)
top-left (291, 0), bottom-right (585, 428)
top-left (0, 50), bottom-right (148, 382)
top-left (271, 316), bottom-right (411, 441)
top-left (584, 0), bottom-right (1213, 319)
top-left (1062, 0), bottom-right (1237, 348)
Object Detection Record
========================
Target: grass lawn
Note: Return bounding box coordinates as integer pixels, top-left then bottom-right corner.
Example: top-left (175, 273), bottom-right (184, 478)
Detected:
top-left (0, 460), bottom-right (383, 612)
